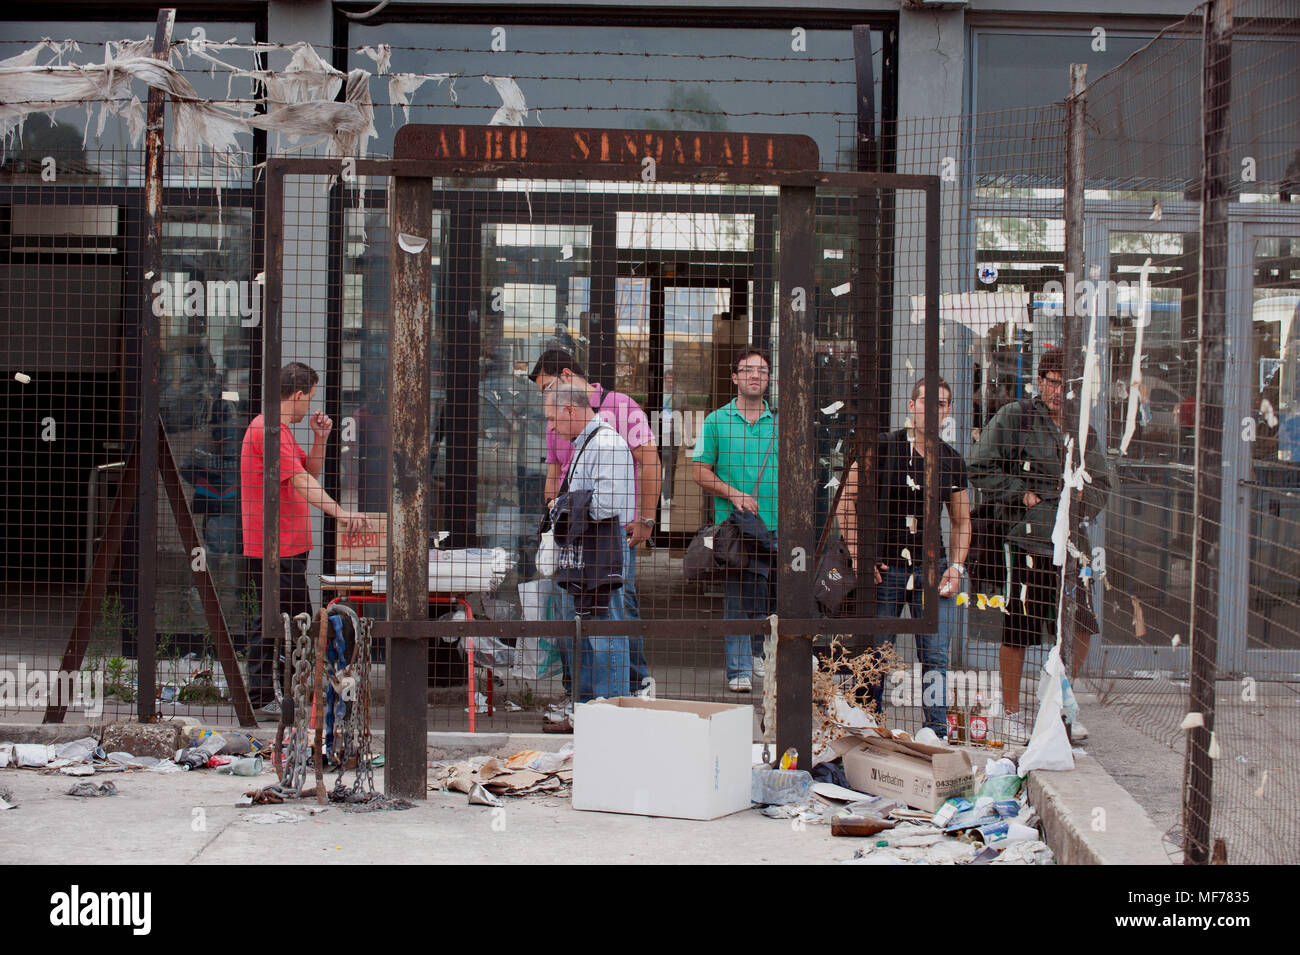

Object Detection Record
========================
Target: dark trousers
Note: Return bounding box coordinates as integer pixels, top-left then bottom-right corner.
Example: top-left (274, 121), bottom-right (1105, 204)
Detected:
top-left (247, 554), bottom-right (313, 706)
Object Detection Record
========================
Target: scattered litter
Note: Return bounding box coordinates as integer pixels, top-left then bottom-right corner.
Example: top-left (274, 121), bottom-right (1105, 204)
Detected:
top-left (465, 692), bottom-right (489, 714)
top-left (1130, 595), bottom-right (1147, 637)
top-left (505, 701), bottom-right (523, 712)
top-left (811, 784), bottom-right (873, 805)
top-left (0, 786), bottom-right (16, 810)
top-left (14, 372), bottom-right (31, 384)
top-left (66, 781), bottom-right (117, 798)
top-left (1181, 711), bottom-right (1205, 730)
top-left (468, 783), bottom-right (504, 807)
top-left (820, 401), bottom-right (844, 416)
top-left (14, 744), bottom-right (54, 767)
top-left (333, 790), bottom-right (415, 813)
top-left (241, 808), bottom-right (325, 824)
top-left (59, 765), bottom-right (95, 777)
top-left (989, 840), bottom-right (1054, 864)
top-left (430, 744), bottom-right (573, 799)
top-left (1255, 770), bottom-right (1268, 798)
top-left (985, 757), bottom-right (1017, 777)
top-left (1171, 633), bottom-right (1181, 647)
top-left (831, 282), bottom-right (851, 297)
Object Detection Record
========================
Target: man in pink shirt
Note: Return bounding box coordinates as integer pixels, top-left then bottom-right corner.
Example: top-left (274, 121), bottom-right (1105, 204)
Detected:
top-left (241, 362), bottom-right (369, 715)
top-left (529, 349), bottom-right (661, 695)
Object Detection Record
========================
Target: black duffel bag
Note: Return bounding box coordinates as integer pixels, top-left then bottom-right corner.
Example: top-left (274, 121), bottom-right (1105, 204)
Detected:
top-left (683, 519), bottom-right (746, 584)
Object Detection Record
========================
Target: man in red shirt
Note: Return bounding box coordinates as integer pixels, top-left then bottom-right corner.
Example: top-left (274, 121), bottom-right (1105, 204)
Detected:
top-left (241, 362), bottom-right (369, 715)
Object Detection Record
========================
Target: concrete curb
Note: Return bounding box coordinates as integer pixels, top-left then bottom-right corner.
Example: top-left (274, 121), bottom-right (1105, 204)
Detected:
top-left (0, 722), bottom-right (105, 744)
top-left (1027, 753), bottom-right (1172, 865)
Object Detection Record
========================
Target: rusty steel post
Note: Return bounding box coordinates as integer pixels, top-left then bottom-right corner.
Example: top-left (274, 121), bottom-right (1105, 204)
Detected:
top-left (1060, 63), bottom-right (1088, 678)
top-left (386, 173), bottom-right (434, 799)
top-left (1185, 0), bottom-right (1232, 866)
top-left (918, 180), bottom-right (942, 631)
top-left (137, 7), bottom-right (174, 723)
top-left (262, 166), bottom-right (285, 705)
top-left (157, 423), bottom-right (257, 726)
top-left (775, 182), bottom-right (817, 764)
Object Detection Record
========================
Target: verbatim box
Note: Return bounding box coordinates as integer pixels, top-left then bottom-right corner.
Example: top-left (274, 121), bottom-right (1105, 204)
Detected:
top-left (573, 697), bottom-right (753, 820)
top-left (832, 732), bottom-right (974, 812)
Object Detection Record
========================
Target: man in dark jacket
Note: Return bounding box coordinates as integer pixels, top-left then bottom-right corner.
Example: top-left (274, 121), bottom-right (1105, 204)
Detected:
top-left (837, 377), bottom-right (971, 737)
top-left (967, 349), bottom-right (1111, 743)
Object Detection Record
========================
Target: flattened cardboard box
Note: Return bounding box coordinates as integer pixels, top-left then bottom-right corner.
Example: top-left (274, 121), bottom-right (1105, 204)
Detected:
top-left (573, 697), bottom-right (752, 820)
top-left (831, 732), bottom-right (974, 812)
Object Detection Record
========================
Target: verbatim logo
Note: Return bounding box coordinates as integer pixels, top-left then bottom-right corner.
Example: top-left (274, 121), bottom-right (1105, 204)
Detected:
top-left (49, 885), bottom-right (151, 935)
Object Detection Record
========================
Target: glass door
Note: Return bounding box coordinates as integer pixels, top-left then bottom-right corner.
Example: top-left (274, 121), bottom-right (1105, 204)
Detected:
top-left (1243, 230), bottom-right (1300, 650)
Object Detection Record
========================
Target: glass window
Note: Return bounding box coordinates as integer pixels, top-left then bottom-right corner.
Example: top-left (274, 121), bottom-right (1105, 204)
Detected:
top-left (1251, 237), bottom-right (1300, 465)
top-left (971, 217), bottom-right (1064, 430)
top-left (1103, 230), bottom-right (1196, 462)
top-left (350, 22), bottom-right (862, 169)
top-left (0, 20), bottom-right (258, 186)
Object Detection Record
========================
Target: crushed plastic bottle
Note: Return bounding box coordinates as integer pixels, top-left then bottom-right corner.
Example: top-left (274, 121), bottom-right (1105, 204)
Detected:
top-left (751, 768), bottom-right (812, 805)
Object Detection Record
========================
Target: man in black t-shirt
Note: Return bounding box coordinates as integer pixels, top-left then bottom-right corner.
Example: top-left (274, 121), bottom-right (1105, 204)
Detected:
top-left (837, 377), bottom-right (972, 736)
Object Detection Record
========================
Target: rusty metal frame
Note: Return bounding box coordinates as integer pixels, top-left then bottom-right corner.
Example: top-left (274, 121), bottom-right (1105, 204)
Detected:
top-left (262, 126), bottom-right (940, 795)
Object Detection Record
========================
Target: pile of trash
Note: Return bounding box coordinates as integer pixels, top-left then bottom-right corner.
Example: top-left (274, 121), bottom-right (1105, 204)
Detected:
top-left (0, 731), bottom-right (271, 781)
top-left (430, 743), bottom-right (573, 807)
top-left (753, 747), bottom-right (1053, 865)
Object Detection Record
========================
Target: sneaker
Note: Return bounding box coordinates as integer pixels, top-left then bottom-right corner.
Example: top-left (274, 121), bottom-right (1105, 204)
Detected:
top-left (1069, 719), bottom-right (1089, 742)
top-left (728, 676), bottom-right (753, 693)
top-left (752, 656), bottom-right (767, 679)
top-left (257, 700), bottom-right (281, 718)
top-left (637, 677), bottom-right (657, 700)
top-left (1000, 710), bottom-right (1030, 744)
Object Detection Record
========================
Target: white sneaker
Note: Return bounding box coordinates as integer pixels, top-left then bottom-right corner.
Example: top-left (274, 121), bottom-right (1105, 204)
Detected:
top-left (728, 676), bottom-right (753, 693)
top-left (1001, 711), bottom-right (1031, 744)
top-left (637, 677), bottom-right (657, 700)
top-left (1069, 719), bottom-right (1089, 742)
top-left (752, 656), bottom-right (767, 679)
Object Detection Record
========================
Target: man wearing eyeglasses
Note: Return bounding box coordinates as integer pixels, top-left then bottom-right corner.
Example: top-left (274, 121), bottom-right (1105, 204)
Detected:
top-left (692, 347), bottom-right (778, 692)
top-left (968, 348), bottom-right (1111, 743)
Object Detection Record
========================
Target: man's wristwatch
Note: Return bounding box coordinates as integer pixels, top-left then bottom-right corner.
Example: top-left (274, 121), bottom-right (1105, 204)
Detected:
top-left (639, 517), bottom-right (656, 529)
top-left (949, 563), bottom-right (967, 576)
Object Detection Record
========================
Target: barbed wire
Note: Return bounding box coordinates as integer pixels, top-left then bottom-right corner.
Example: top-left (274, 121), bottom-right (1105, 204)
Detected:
top-left (0, 38), bottom-right (858, 63)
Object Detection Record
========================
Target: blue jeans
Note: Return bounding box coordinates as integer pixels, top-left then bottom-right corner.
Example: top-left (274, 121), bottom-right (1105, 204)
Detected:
top-left (872, 566), bottom-right (957, 735)
top-left (555, 535), bottom-right (635, 701)
top-left (723, 569), bottom-right (774, 680)
top-left (610, 540), bottom-right (651, 687)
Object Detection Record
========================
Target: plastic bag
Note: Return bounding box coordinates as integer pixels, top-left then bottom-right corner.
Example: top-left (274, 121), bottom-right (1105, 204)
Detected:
top-left (1017, 642), bottom-right (1076, 776)
top-left (518, 578), bottom-right (557, 621)
top-left (977, 773), bottom-right (1023, 800)
top-left (536, 529), bottom-right (558, 577)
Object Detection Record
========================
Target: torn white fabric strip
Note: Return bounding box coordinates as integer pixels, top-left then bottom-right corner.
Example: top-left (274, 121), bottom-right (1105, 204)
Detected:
top-left (1119, 257), bottom-right (1154, 454)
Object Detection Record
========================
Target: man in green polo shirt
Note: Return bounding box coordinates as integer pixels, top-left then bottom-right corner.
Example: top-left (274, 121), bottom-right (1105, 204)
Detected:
top-left (693, 346), bottom-right (778, 692)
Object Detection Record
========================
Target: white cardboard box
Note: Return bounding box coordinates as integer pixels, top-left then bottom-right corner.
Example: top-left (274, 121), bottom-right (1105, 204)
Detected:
top-left (573, 697), bottom-right (753, 820)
